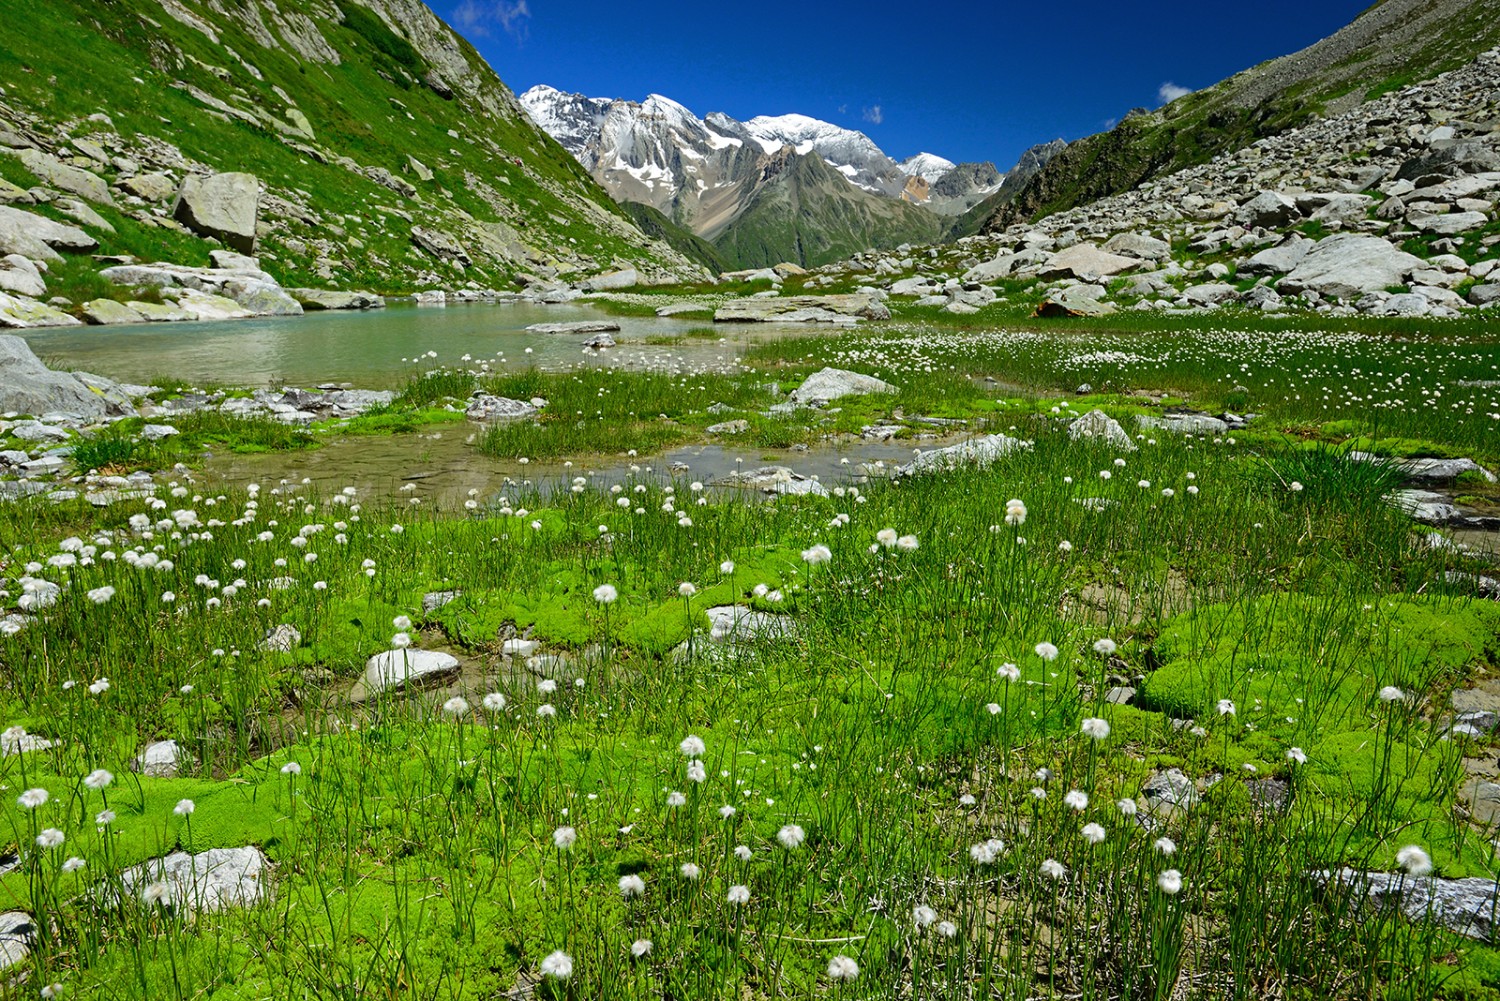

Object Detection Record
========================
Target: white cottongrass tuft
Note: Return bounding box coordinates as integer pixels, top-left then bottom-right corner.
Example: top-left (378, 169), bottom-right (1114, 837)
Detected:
top-left (727, 884), bottom-right (751, 904)
top-left (1216, 699), bottom-right (1236, 716)
top-left (679, 862), bottom-right (701, 880)
top-left (826, 955), bottom-right (860, 981)
top-left (483, 692), bottom-right (506, 711)
top-left (801, 544), bottom-right (832, 565)
top-left (666, 791), bottom-right (687, 807)
top-left (1286, 747), bottom-right (1307, 764)
top-left (281, 761), bottom-right (302, 776)
top-left (593, 584), bottom-right (618, 604)
top-left (1063, 790), bottom-right (1088, 811)
top-left (1081, 717), bottom-right (1110, 740)
top-left (1093, 638), bottom-right (1117, 656)
top-left (1155, 837), bottom-right (1177, 856)
top-left (619, 874), bottom-right (645, 898)
top-left (631, 939), bottom-right (652, 957)
top-left (913, 905), bottom-right (937, 928)
top-left (679, 734), bottom-right (705, 757)
top-left (1379, 686), bottom-right (1406, 703)
top-left (552, 826), bottom-right (576, 850)
top-left (539, 951), bottom-right (573, 979)
top-left (1082, 823), bottom-right (1106, 845)
top-left (996, 662), bottom-right (1020, 682)
top-left (1034, 642), bottom-right (1059, 661)
top-left (777, 824), bottom-right (806, 849)
top-left (1396, 845), bottom-right (1433, 877)
top-left (173, 799), bottom-right (195, 816)
top-left (442, 696), bottom-right (468, 716)
top-left (84, 769), bottom-right (114, 790)
top-left (1157, 869), bottom-right (1183, 895)
top-left (1039, 858), bottom-right (1066, 880)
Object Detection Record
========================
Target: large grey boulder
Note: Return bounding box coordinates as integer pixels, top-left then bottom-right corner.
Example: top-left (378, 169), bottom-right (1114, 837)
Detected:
top-left (411, 225), bottom-right (471, 265)
top-left (0, 292), bottom-right (80, 329)
top-left (898, 434), bottom-right (1029, 476)
top-left (1182, 282), bottom-right (1240, 306)
top-left (1278, 235), bottom-right (1424, 301)
top-left (8, 148), bottom-right (113, 204)
top-left (1102, 232), bottom-right (1172, 260)
top-left (173, 172), bottom-right (260, 253)
top-left (171, 289), bottom-right (254, 321)
top-left (788, 367), bottom-right (897, 406)
top-left (1035, 290), bottom-right (1117, 317)
top-left (221, 279), bottom-right (303, 316)
top-left (1240, 235), bottom-right (1313, 276)
top-left (120, 173), bottom-right (177, 203)
top-left (81, 299), bottom-right (147, 325)
top-left (1037, 243), bottom-right (1142, 280)
top-left (121, 847), bottom-right (267, 912)
top-left (1323, 868), bottom-right (1500, 941)
top-left (1137, 413), bottom-right (1227, 435)
top-left (714, 294), bottom-right (890, 323)
top-left (350, 648), bottom-right (461, 702)
top-left (291, 288), bottom-right (386, 310)
top-left (1407, 210), bottom-right (1489, 237)
top-left (0, 254), bottom-right (45, 297)
top-left (1235, 191), bottom-right (1299, 229)
top-left (1068, 409), bottom-right (1137, 451)
top-left (1396, 142), bottom-right (1500, 182)
top-left (582, 268), bottom-right (637, 291)
top-left (0, 204), bottom-right (98, 262)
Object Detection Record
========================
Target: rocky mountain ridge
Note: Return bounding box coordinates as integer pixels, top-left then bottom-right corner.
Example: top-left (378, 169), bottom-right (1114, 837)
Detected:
top-left (0, 0), bottom-right (701, 328)
top-left (794, 47), bottom-right (1500, 321)
top-left (973, 0), bottom-right (1500, 232)
top-left (518, 85), bottom-right (1010, 267)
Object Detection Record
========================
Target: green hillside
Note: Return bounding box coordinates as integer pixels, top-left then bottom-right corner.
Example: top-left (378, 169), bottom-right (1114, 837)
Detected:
top-left (0, 0), bottom-right (694, 293)
top-left (712, 151), bottom-right (945, 269)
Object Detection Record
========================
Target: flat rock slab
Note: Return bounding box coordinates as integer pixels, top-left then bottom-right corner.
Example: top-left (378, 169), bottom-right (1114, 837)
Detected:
top-left (898, 434), bottom-right (1029, 476)
top-left (1278, 234), bottom-right (1424, 301)
top-left (714, 294), bottom-right (890, 324)
top-left (1389, 489), bottom-right (1462, 525)
top-left (291, 289), bottom-right (386, 310)
top-left (1349, 451), bottom-right (1496, 484)
top-left (1136, 413), bottom-right (1228, 435)
top-left (717, 466), bottom-right (828, 497)
top-left (121, 846), bottom-right (266, 912)
top-left (351, 648), bottom-right (461, 702)
top-left (1037, 243), bottom-right (1142, 280)
top-left (524, 321), bottom-right (620, 334)
top-left (789, 367), bottom-right (897, 406)
top-left (1323, 868), bottom-right (1500, 941)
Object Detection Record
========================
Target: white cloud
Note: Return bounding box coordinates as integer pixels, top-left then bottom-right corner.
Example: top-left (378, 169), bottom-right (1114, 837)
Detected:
top-left (452, 0), bottom-right (530, 39)
top-left (862, 105), bottom-right (883, 125)
top-left (1158, 82), bottom-right (1192, 104)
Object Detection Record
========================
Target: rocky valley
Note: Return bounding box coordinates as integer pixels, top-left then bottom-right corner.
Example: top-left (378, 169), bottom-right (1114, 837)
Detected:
top-left (0, 2), bottom-right (1498, 1000)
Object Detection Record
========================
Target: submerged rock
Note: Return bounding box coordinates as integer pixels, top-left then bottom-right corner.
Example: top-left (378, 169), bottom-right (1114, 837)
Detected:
top-left (718, 466), bottom-right (828, 497)
top-left (1136, 413), bottom-right (1228, 435)
top-left (524, 321), bottom-right (620, 334)
top-left (290, 288), bottom-right (386, 310)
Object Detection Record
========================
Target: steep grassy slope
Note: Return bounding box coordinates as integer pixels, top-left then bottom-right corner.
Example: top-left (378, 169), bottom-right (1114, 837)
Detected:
top-left (620, 201), bottom-right (731, 273)
top-left (712, 150), bottom-right (945, 269)
top-left (0, 0), bottom-right (693, 292)
top-left (976, 0), bottom-right (1500, 231)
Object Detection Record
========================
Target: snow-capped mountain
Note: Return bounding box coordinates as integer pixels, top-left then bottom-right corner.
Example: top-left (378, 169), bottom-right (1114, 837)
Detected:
top-left (518, 85), bottom-right (1000, 235)
top-left (900, 153), bottom-right (959, 185)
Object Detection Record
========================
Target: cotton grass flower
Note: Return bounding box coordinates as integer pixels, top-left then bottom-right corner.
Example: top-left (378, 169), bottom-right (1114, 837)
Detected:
top-left (1397, 845), bottom-right (1433, 877)
top-left (553, 826), bottom-right (576, 850)
top-left (483, 692), bottom-right (506, 711)
top-left (592, 584), bottom-right (618, 604)
top-left (281, 761), bottom-right (302, 775)
top-left (826, 955), bottom-right (859, 981)
top-left (84, 769), bottom-right (113, 790)
top-left (896, 534), bottom-right (919, 551)
top-left (18, 788), bottom-right (49, 810)
top-left (1034, 642), bottom-right (1058, 661)
top-left (539, 951), bottom-right (572, 980)
top-left (173, 799), bottom-right (195, 816)
top-left (1379, 686), bottom-right (1406, 703)
top-left (777, 824), bottom-right (806, 849)
top-left (1216, 699), bottom-right (1236, 716)
top-left (679, 862), bottom-right (701, 879)
top-left (1286, 747), bottom-right (1307, 764)
top-left (666, 791), bottom-right (687, 807)
top-left (679, 735), bottom-right (705, 757)
top-left (1082, 823), bottom-right (1106, 844)
top-left (1039, 858), bottom-right (1066, 880)
top-left (801, 544), bottom-right (832, 565)
top-left (142, 881), bottom-right (172, 906)
top-left (996, 662), bottom-right (1020, 682)
top-left (1093, 638), bottom-right (1117, 656)
top-left (1081, 717), bottom-right (1110, 740)
top-left (631, 939), bottom-right (652, 957)
top-left (913, 905), bottom-right (937, 928)
top-left (876, 528), bottom-right (898, 548)
top-left (677, 581), bottom-right (697, 598)
top-left (1117, 798), bottom-right (1138, 817)
top-left (728, 884), bottom-right (751, 904)
top-left (36, 828), bottom-right (64, 849)
top-left (442, 696), bottom-right (468, 716)
top-left (619, 874), bottom-right (645, 898)
top-left (1064, 790), bottom-right (1088, 811)
top-left (1157, 869), bottom-right (1183, 894)
top-left (1154, 837), bottom-right (1177, 856)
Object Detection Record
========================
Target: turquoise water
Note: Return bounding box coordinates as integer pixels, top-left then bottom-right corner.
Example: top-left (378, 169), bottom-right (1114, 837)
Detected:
top-left (18, 300), bottom-right (797, 388)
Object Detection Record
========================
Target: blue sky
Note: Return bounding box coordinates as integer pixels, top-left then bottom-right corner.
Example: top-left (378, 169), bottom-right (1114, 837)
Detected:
top-left (443, 0), bottom-right (1372, 168)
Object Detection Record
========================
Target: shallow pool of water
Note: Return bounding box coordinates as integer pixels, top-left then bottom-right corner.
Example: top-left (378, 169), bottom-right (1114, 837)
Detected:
top-left (17, 300), bottom-right (825, 389)
top-left (199, 431), bottom-right (931, 509)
